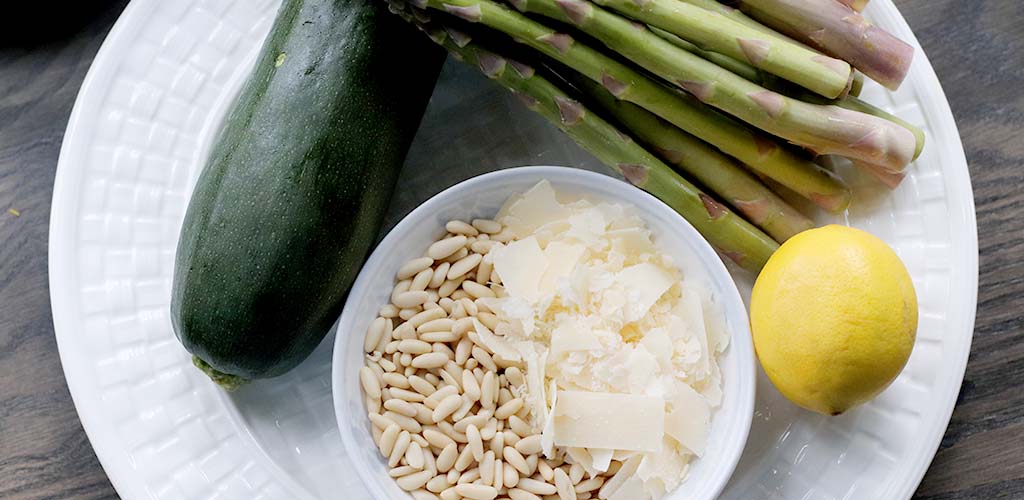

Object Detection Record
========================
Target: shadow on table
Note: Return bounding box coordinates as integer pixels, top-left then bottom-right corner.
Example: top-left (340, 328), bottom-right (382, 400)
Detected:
top-left (0, 1), bottom-right (128, 48)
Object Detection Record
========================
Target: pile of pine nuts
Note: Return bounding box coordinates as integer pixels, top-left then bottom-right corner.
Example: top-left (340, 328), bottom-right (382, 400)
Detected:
top-left (360, 219), bottom-right (625, 500)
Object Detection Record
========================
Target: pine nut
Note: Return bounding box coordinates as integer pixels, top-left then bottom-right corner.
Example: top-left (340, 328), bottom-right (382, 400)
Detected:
top-left (411, 267), bottom-right (433, 291)
top-left (509, 416), bottom-right (532, 437)
top-left (472, 219), bottom-right (502, 234)
top-left (467, 424), bottom-right (485, 461)
top-left (505, 367), bottom-right (525, 388)
top-left (472, 347), bottom-right (498, 372)
top-left (408, 307), bottom-right (447, 328)
top-left (436, 443), bottom-right (458, 472)
top-left (424, 429), bottom-right (456, 450)
top-left (481, 371), bottom-right (497, 409)
top-left (412, 352), bottom-right (449, 369)
top-left (442, 247), bottom-right (469, 264)
top-left (476, 256), bottom-right (493, 284)
top-left (420, 331), bottom-right (461, 343)
top-left (399, 308), bottom-right (419, 320)
top-left (489, 429), bottom-right (505, 455)
top-left (360, 366), bottom-right (381, 399)
top-left (398, 257), bottom-right (435, 280)
top-left (379, 424), bottom-right (401, 457)
top-left (454, 483), bottom-right (498, 500)
top-left (364, 317), bottom-right (387, 353)
top-left (379, 304), bottom-right (400, 318)
top-left (418, 318), bottom-right (455, 333)
top-left (397, 470), bottom-right (433, 491)
top-left (439, 486), bottom-right (459, 500)
top-left (503, 461), bottom-right (520, 488)
top-left (455, 443), bottom-right (475, 471)
top-left (413, 489), bottom-right (441, 500)
top-left (381, 372), bottom-right (410, 389)
top-left (384, 411), bottom-right (422, 433)
top-left (508, 489), bottom-right (542, 500)
top-left (438, 278), bottom-right (464, 298)
top-left (477, 312), bottom-right (500, 332)
top-left (432, 394), bottom-right (464, 423)
top-left (430, 262), bottom-right (452, 289)
top-left (553, 468), bottom-right (574, 500)
top-left (390, 430), bottom-right (411, 467)
top-left (425, 385), bottom-right (459, 407)
top-left (447, 253), bottom-right (483, 280)
top-left (537, 459), bottom-right (554, 482)
top-left (515, 435), bottom-right (543, 455)
top-left (457, 467), bottom-right (481, 484)
top-left (503, 446), bottom-right (530, 475)
top-left (389, 387), bottom-right (426, 403)
top-left (426, 475), bottom-right (450, 493)
top-left (452, 397), bottom-right (475, 422)
top-left (575, 477), bottom-right (603, 493)
top-left (398, 339), bottom-right (433, 355)
top-left (481, 418), bottom-right (499, 441)
top-left (428, 236), bottom-right (468, 260)
top-left (516, 478), bottom-right (557, 496)
top-left (462, 280), bottom-right (496, 299)
top-left (471, 240), bottom-right (498, 254)
top-left (384, 399), bottom-right (417, 417)
top-left (406, 441), bottom-right (426, 469)
top-left (390, 465), bottom-right (418, 478)
top-left (491, 229), bottom-right (515, 242)
top-left (395, 290), bottom-right (430, 308)
top-left (439, 421), bottom-right (468, 444)
top-left (462, 370), bottom-right (482, 402)
top-left (446, 220), bottom-right (479, 236)
top-left (569, 463), bottom-right (584, 484)
top-left (493, 460), bottom-right (505, 490)
top-left (480, 450), bottom-right (496, 486)
top-left (413, 403), bottom-right (433, 425)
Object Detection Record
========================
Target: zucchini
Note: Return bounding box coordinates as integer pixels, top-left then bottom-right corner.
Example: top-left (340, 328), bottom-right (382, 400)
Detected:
top-left (170, 0), bottom-right (444, 387)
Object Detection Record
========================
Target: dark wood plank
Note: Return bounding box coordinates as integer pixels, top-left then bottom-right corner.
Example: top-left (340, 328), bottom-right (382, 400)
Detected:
top-left (0, 3), bottom-right (127, 499)
top-left (0, 0), bottom-right (1019, 499)
top-left (894, 0), bottom-right (1024, 498)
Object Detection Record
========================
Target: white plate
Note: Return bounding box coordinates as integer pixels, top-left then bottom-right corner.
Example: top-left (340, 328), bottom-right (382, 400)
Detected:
top-left (49, 0), bottom-right (977, 499)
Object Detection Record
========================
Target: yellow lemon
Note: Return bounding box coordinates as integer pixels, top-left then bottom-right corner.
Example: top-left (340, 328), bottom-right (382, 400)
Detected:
top-left (750, 225), bottom-right (917, 415)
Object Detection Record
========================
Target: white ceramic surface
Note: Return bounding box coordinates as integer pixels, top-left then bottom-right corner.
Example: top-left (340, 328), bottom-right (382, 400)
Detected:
top-left (332, 167), bottom-right (756, 500)
top-left (49, 0), bottom-right (977, 499)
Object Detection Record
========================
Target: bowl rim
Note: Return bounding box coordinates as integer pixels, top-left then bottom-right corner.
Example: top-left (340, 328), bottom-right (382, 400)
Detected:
top-left (332, 165), bottom-right (755, 499)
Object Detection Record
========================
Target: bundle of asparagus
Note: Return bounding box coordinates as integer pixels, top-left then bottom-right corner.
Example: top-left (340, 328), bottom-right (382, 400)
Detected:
top-left (386, 0), bottom-right (923, 272)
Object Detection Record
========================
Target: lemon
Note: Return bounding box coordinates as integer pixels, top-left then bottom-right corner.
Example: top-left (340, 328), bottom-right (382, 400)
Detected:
top-left (750, 225), bottom-right (917, 415)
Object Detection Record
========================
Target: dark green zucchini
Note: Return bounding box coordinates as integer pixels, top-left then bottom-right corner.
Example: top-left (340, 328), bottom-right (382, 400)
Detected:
top-left (170, 0), bottom-right (444, 387)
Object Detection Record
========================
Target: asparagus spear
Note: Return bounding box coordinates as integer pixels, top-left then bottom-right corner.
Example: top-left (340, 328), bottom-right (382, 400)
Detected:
top-left (655, 26), bottom-right (866, 102)
top-left (590, 0), bottom-right (852, 98)
top-left (407, 20), bottom-right (779, 270)
top-left (651, 26), bottom-right (764, 83)
top-left (797, 89), bottom-right (925, 161)
top-left (565, 71), bottom-right (813, 241)
top-left (417, 0), bottom-right (851, 212)
top-left (733, 0), bottom-right (913, 90)
top-left (510, 0), bottom-right (917, 171)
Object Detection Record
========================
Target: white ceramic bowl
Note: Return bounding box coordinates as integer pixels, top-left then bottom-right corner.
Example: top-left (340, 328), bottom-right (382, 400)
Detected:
top-left (333, 166), bottom-right (755, 500)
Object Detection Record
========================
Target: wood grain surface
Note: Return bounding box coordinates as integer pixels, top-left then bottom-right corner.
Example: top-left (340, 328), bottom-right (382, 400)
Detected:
top-left (0, 1), bottom-right (1020, 499)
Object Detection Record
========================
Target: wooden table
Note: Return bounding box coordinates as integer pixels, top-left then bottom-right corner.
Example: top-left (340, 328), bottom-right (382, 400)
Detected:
top-left (0, 1), bottom-right (1020, 498)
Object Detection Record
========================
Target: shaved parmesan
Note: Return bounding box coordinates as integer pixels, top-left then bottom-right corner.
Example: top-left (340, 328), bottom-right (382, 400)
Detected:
top-left (482, 182), bottom-right (729, 500)
top-left (616, 263), bottom-right (675, 322)
top-left (553, 391), bottom-right (664, 452)
top-left (664, 382), bottom-right (710, 456)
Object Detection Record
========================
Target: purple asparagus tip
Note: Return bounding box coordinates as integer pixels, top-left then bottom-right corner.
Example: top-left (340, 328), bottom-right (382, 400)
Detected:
top-left (477, 51), bottom-right (507, 78)
top-left (508, 60), bottom-right (535, 78)
top-left (618, 164), bottom-right (649, 186)
top-left (554, 96), bottom-right (585, 125)
top-left (538, 33), bottom-right (574, 54)
top-left (442, 3), bottom-right (482, 22)
top-left (601, 73), bottom-right (629, 97)
top-left (556, 0), bottom-right (592, 25)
